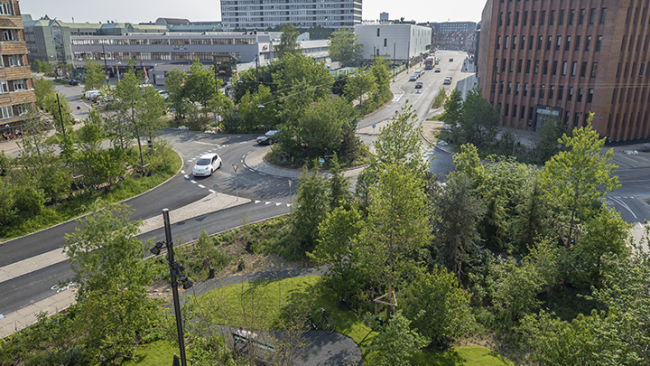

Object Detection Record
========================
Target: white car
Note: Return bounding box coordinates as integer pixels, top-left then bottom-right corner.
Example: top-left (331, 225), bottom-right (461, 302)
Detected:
top-left (193, 153), bottom-right (222, 177)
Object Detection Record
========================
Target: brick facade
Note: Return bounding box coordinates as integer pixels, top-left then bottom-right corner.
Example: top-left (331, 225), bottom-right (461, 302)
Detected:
top-left (478, 0), bottom-right (650, 141)
top-left (0, 0), bottom-right (36, 132)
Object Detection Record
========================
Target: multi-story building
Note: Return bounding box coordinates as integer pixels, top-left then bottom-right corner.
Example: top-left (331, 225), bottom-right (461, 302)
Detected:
top-left (220, 0), bottom-right (362, 30)
top-left (355, 24), bottom-right (432, 62)
top-left (478, 0), bottom-right (650, 141)
top-left (0, 1), bottom-right (36, 134)
top-left (430, 21), bottom-right (477, 51)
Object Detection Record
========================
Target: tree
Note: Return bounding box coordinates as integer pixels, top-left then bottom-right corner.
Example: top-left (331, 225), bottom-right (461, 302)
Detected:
top-left (357, 163), bottom-right (430, 317)
top-left (328, 27), bottom-right (362, 67)
top-left (32, 77), bottom-right (55, 109)
top-left (139, 85), bottom-right (167, 141)
top-left (456, 85), bottom-right (500, 147)
top-left (184, 59), bottom-right (219, 116)
top-left (401, 267), bottom-right (474, 348)
top-left (433, 173), bottom-right (485, 279)
top-left (344, 68), bottom-right (376, 106)
top-left (366, 311), bottom-right (427, 366)
top-left (165, 68), bottom-right (189, 121)
top-left (534, 116), bottom-right (566, 163)
top-left (369, 57), bottom-right (391, 102)
top-left (291, 161), bottom-right (329, 251)
top-left (237, 84), bottom-right (276, 132)
top-left (327, 152), bottom-right (351, 210)
top-left (64, 203), bottom-right (157, 364)
top-left (83, 57), bottom-right (106, 91)
top-left (442, 88), bottom-right (463, 130)
top-left (452, 144), bottom-right (485, 188)
top-left (275, 23), bottom-right (301, 58)
top-left (512, 179), bottom-right (550, 251)
top-left (539, 115), bottom-right (620, 242)
top-left (299, 95), bottom-right (355, 156)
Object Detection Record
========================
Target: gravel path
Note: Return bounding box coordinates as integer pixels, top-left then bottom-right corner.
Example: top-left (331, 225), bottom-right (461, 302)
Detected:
top-left (179, 267), bottom-right (363, 366)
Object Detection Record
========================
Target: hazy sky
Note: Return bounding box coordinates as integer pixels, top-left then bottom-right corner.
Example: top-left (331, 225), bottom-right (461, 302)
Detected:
top-left (20, 0), bottom-right (486, 24)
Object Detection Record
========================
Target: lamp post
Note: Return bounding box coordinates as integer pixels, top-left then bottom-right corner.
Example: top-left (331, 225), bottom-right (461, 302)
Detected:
top-left (149, 209), bottom-right (193, 366)
top-left (55, 93), bottom-right (66, 140)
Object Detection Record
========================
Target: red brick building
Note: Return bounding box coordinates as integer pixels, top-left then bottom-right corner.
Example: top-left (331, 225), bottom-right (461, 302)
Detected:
top-left (478, 0), bottom-right (650, 141)
top-left (0, 0), bottom-right (36, 135)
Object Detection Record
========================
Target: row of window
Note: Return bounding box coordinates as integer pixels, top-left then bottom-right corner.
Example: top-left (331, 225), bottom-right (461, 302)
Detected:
top-left (500, 102), bottom-right (592, 128)
top-left (0, 54), bottom-right (24, 67)
top-left (74, 51), bottom-right (244, 62)
top-left (2, 29), bottom-right (19, 41)
top-left (0, 103), bottom-right (32, 120)
top-left (610, 86), bottom-right (650, 106)
top-left (495, 81), bottom-right (594, 104)
top-left (497, 34), bottom-right (603, 53)
top-left (495, 58), bottom-right (600, 78)
top-left (499, 8), bottom-right (607, 28)
top-left (72, 38), bottom-right (258, 46)
top-left (0, 79), bottom-right (29, 94)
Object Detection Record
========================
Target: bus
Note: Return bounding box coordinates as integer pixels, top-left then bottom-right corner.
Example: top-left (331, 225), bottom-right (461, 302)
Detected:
top-left (425, 57), bottom-right (435, 70)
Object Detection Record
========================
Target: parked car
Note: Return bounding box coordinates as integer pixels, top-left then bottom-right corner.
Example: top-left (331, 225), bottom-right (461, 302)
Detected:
top-left (192, 153), bottom-right (222, 177)
top-left (409, 74), bottom-right (418, 81)
top-left (449, 58), bottom-right (454, 62)
top-left (415, 81), bottom-right (423, 89)
top-left (434, 67), bottom-right (441, 73)
top-left (68, 79), bottom-right (80, 86)
top-left (414, 71), bottom-right (422, 78)
top-left (443, 76), bottom-right (452, 85)
top-left (256, 130), bottom-right (279, 145)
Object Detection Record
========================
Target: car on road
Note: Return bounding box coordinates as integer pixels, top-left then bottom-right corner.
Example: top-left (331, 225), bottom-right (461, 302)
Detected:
top-left (434, 67), bottom-right (441, 73)
top-left (158, 90), bottom-right (169, 100)
top-left (419, 69), bottom-right (425, 76)
top-left (409, 74), bottom-right (418, 81)
top-left (256, 130), bottom-right (279, 145)
top-left (193, 153), bottom-right (222, 177)
top-left (449, 58), bottom-right (454, 62)
top-left (443, 76), bottom-right (452, 85)
top-left (415, 81), bottom-right (423, 89)
top-left (68, 79), bottom-right (80, 86)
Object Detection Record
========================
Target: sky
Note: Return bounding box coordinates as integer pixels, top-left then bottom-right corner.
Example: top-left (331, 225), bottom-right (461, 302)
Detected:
top-left (20, 0), bottom-right (486, 25)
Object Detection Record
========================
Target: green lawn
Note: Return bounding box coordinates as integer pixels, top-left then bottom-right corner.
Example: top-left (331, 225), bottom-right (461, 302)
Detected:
top-left (126, 276), bottom-right (514, 366)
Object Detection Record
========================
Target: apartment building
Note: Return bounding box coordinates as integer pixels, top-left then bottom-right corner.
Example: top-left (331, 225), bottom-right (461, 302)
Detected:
top-left (220, 0), bottom-right (362, 30)
top-left (478, 0), bottom-right (650, 141)
top-left (0, 0), bottom-right (36, 134)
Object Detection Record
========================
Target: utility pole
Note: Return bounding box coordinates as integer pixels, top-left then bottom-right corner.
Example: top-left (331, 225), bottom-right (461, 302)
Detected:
top-left (55, 93), bottom-right (66, 140)
top-left (255, 54), bottom-right (260, 93)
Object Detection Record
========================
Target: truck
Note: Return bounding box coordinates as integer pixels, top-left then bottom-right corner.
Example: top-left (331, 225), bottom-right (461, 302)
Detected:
top-left (425, 57), bottom-right (435, 70)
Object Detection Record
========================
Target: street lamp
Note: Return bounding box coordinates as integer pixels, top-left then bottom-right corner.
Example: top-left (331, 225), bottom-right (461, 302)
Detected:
top-left (149, 209), bottom-right (192, 366)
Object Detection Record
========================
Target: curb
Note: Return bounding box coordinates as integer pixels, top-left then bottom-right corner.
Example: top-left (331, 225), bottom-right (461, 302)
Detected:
top-left (0, 147), bottom-right (185, 246)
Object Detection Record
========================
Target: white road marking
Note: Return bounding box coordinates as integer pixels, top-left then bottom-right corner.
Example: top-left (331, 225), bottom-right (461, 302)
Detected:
top-left (198, 184), bottom-right (205, 189)
top-left (265, 201), bottom-right (271, 205)
top-left (181, 170), bottom-right (185, 174)
top-left (190, 180), bottom-right (197, 184)
top-left (184, 175), bottom-right (190, 179)
top-left (287, 204), bottom-right (292, 207)
top-left (195, 141), bottom-right (221, 146)
top-left (239, 141), bottom-right (248, 144)
top-left (609, 196), bottom-right (637, 219)
top-left (259, 173), bottom-right (266, 176)
top-left (209, 189), bottom-right (216, 194)
top-left (276, 202), bottom-right (281, 206)
top-left (392, 93), bottom-right (403, 102)
top-left (255, 200), bottom-right (261, 204)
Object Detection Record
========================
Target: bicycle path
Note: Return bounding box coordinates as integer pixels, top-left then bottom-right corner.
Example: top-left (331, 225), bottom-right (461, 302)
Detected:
top-left (177, 267), bottom-right (363, 366)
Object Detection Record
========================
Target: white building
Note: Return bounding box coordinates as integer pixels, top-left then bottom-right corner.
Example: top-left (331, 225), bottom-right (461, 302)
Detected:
top-left (220, 0), bottom-right (362, 30)
top-left (354, 24), bottom-right (432, 62)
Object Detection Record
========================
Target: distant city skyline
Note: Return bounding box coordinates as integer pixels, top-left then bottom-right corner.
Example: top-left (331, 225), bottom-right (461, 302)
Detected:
top-left (20, 0), bottom-right (485, 25)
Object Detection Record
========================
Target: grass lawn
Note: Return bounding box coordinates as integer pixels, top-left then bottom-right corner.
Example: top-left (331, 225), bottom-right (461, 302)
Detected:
top-left (126, 276), bottom-right (514, 365)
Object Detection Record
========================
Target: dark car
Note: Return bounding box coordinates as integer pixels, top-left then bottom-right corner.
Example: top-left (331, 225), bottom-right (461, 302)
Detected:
top-left (415, 81), bottom-right (423, 89)
top-left (256, 130), bottom-right (279, 145)
top-left (449, 58), bottom-right (454, 62)
top-left (68, 79), bottom-right (80, 86)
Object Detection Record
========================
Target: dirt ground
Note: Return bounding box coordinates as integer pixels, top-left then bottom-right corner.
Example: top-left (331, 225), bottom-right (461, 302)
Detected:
top-left (422, 121), bottom-right (444, 144)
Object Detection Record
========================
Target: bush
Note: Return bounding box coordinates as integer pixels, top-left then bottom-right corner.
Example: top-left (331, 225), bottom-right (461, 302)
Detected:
top-left (432, 88), bottom-right (447, 108)
top-left (14, 184), bottom-right (45, 214)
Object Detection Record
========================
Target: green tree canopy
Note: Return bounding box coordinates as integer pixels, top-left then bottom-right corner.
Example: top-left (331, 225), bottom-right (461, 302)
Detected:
top-left (328, 27), bottom-right (363, 67)
top-left (275, 23), bottom-right (302, 58)
top-left (83, 57), bottom-right (106, 91)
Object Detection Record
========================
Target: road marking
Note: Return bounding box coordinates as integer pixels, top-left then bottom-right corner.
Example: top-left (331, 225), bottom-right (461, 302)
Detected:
top-left (208, 189), bottom-right (216, 194)
top-left (239, 141), bottom-right (248, 144)
top-left (392, 93), bottom-right (403, 102)
top-left (242, 155), bottom-right (246, 159)
top-left (276, 202), bottom-right (281, 206)
top-left (259, 173), bottom-right (266, 176)
top-left (181, 170), bottom-right (185, 174)
top-left (255, 200), bottom-right (261, 203)
top-left (249, 168), bottom-right (254, 172)
top-left (184, 175), bottom-right (190, 179)
top-left (265, 201), bottom-right (271, 205)
top-left (0, 248), bottom-right (68, 284)
top-left (190, 180), bottom-right (197, 184)
top-left (198, 184), bottom-right (205, 189)
top-left (609, 196), bottom-right (637, 219)
top-left (287, 204), bottom-right (292, 207)
top-left (195, 141), bottom-right (221, 146)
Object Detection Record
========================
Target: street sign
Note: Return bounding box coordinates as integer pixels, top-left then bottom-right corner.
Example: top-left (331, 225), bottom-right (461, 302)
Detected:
top-left (172, 108), bottom-right (176, 113)
top-left (232, 164), bottom-right (238, 172)
top-left (319, 158), bottom-right (325, 165)
top-left (372, 124), bottom-right (376, 129)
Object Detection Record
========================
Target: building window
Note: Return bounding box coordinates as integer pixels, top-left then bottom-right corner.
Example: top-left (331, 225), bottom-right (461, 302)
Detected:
top-left (16, 103), bottom-right (30, 116)
top-left (384, 38), bottom-right (387, 47)
top-left (559, 9), bottom-right (565, 25)
top-left (529, 35), bottom-right (534, 50)
top-left (540, 84), bottom-right (545, 99)
top-left (504, 103), bottom-right (509, 116)
top-left (596, 36), bottom-right (602, 52)
top-left (0, 106), bottom-right (13, 119)
top-left (568, 87), bottom-right (574, 101)
top-left (0, 80), bottom-right (8, 93)
top-left (7, 55), bottom-right (22, 67)
top-left (513, 104), bottom-right (517, 118)
top-left (558, 85), bottom-right (564, 100)
top-left (494, 58), bottom-right (499, 72)
top-left (581, 61), bottom-right (588, 77)
top-left (538, 36), bottom-right (543, 50)
top-left (507, 12), bottom-right (511, 26)
top-left (521, 36), bottom-right (526, 50)
top-left (524, 83), bottom-right (528, 97)
top-left (497, 36), bottom-right (501, 49)
top-left (552, 60), bottom-right (558, 76)
top-left (499, 13), bottom-right (503, 27)
top-left (502, 58), bottom-right (507, 72)
top-left (515, 83), bottom-right (520, 96)
top-left (585, 88), bottom-right (593, 104)
top-left (549, 85), bottom-right (555, 99)
top-left (377, 28), bottom-right (381, 36)
top-left (575, 35), bottom-right (581, 51)
top-left (569, 9), bottom-right (575, 25)
top-left (3, 29), bottom-right (17, 41)
top-left (592, 62), bottom-right (598, 78)
top-left (543, 60), bottom-right (549, 75)
top-left (523, 11), bottom-right (528, 26)
top-left (532, 11), bottom-right (537, 26)
top-left (532, 84), bottom-right (536, 98)
top-left (640, 62), bottom-right (646, 77)
top-left (600, 8), bottom-right (607, 25)
top-left (521, 106), bottom-right (526, 120)
top-left (572, 61), bottom-right (578, 76)
top-left (499, 82), bottom-right (504, 95)
top-left (529, 106), bottom-right (534, 121)
top-left (517, 59), bottom-right (523, 73)
top-left (534, 60), bottom-right (540, 74)
top-left (565, 36), bottom-right (571, 51)
top-left (540, 11), bottom-right (546, 26)
top-left (556, 36), bottom-right (561, 51)
top-left (546, 36), bottom-right (552, 51)
top-left (577, 88), bottom-right (584, 102)
top-left (550, 10), bottom-right (556, 25)
top-left (562, 61), bottom-right (568, 76)
top-left (579, 9), bottom-right (586, 25)
top-left (507, 82), bottom-right (512, 95)
top-left (515, 12), bottom-right (520, 26)
top-left (506, 36), bottom-right (509, 49)
top-left (585, 36), bottom-right (591, 51)
top-left (12, 79), bottom-right (26, 91)
top-left (0, 2), bottom-right (13, 15)
top-left (510, 59), bottom-right (514, 73)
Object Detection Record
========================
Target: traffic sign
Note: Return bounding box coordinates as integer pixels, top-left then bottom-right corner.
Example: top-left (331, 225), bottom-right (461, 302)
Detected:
top-left (372, 124), bottom-right (376, 129)
top-left (232, 164), bottom-right (238, 172)
top-left (319, 158), bottom-right (325, 165)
